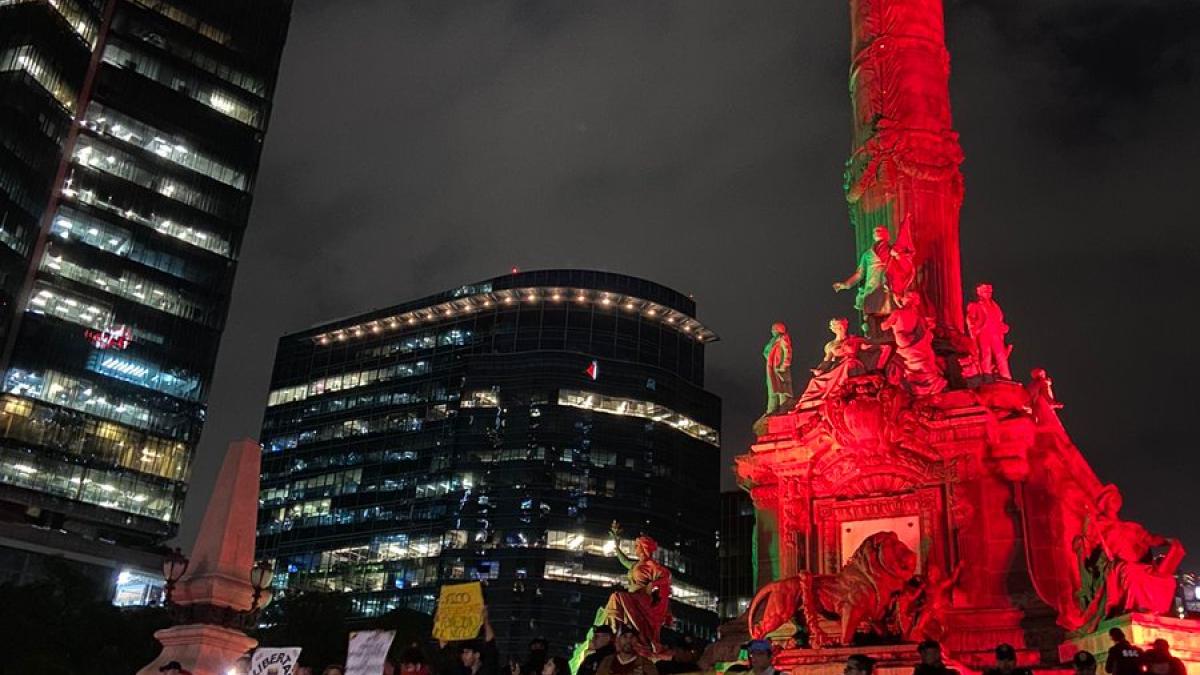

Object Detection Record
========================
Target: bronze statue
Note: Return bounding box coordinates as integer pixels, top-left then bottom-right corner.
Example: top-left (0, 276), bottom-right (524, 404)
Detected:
top-left (797, 318), bottom-right (868, 408)
top-left (604, 522), bottom-right (673, 655)
top-left (763, 322), bottom-right (794, 414)
top-left (834, 226), bottom-right (893, 336)
top-left (1073, 486), bottom-right (1185, 630)
top-left (881, 292), bottom-right (946, 395)
top-left (747, 531), bottom-right (917, 647)
top-left (966, 283), bottom-right (1011, 380)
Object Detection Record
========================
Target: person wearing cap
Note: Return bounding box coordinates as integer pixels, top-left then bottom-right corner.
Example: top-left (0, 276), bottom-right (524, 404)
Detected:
top-left (596, 627), bottom-right (658, 675)
top-left (845, 655), bottom-right (875, 675)
top-left (984, 644), bottom-right (1031, 675)
top-left (745, 639), bottom-right (785, 675)
top-left (1150, 639), bottom-right (1187, 675)
top-left (913, 640), bottom-right (959, 675)
top-left (1073, 651), bottom-right (1098, 675)
top-left (1104, 628), bottom-right (1143, 675)
top-left (579, 626), bottom-right (617, 675)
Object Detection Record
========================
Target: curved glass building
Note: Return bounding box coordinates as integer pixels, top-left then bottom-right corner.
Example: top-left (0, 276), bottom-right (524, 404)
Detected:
top-left (257, 269), bottom-right (722, 654)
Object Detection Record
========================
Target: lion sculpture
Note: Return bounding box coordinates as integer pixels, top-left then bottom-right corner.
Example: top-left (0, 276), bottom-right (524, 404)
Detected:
top-left (747, 531), bottom-right (918, 647)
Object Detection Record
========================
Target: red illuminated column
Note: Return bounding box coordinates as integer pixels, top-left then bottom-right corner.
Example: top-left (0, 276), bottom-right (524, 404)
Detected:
top-left (844, 0), bottom-right (965, 331)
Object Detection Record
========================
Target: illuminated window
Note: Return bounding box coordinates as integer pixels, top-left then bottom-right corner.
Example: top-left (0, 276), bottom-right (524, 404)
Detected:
top-left (544, 562), bottom-right (716, 611)
top-left (462, 389), bottom-right (499, 408)
top-left (0, 45), bottom-right (77, 111)
top-left (39, 249), bottom-right (214, 325)
top-left (129, 0), bottom-right (233, 47)
top-left (86, 350), bottom-right (201, 400)
top-left (266, 360), bottom-right (432, 407)
top-left (82, 103), bottom-right (248, 189)
top-left (102, 40), bottom-right (263, 127)
top-left (557, 389), bottom-right (719, 447)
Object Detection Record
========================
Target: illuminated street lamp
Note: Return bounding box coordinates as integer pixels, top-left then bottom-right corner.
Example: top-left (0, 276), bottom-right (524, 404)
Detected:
top-left (161, 547), bottom-right (189, 604)
top-left (248, 560), bottom-right (273, 612)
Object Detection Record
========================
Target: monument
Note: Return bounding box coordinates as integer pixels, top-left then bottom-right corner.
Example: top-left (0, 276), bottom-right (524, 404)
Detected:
top-left (138, 440), bottom-right (272, 675)
top-left (730, 1), bottom-right (1198, 673)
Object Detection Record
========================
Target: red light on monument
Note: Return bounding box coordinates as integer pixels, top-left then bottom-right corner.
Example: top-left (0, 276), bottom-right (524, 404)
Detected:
top-left (585, 360), bottom-right (599, 380)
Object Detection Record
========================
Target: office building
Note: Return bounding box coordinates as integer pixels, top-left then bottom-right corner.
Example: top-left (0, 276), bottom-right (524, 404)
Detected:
top-left (257, 269), bottom-right (722, 654)
top-left (0, 0), bottom-right (291, 593)
top-left (718, 489), bottom-right (754, 622)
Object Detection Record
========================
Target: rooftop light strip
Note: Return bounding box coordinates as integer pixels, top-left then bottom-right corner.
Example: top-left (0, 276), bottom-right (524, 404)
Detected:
top-left (308, 288), bottom-right (718, 346)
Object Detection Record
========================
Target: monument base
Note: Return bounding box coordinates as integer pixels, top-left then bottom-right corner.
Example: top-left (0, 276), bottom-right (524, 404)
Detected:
top-left (136, 623), bottom-right (258, 675)
top-left (774, 643), bottom-right (969, 675)
top-left (1059, 614), bottom-right (1200, 672)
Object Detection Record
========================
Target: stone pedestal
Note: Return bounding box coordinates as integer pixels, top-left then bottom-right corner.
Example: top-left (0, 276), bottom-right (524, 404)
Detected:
top-left (139, 440), bottom-right (265, 675)
top-left (135, 625), bottom-right (257, 675)
top-left (1059, 614), bottom-right (1200, 672)
top-left (774, 644), bottom-right (966, 675)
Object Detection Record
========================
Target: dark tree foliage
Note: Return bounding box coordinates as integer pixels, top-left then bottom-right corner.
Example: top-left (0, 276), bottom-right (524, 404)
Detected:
top-left (0, 559), bottom-right (171, 675)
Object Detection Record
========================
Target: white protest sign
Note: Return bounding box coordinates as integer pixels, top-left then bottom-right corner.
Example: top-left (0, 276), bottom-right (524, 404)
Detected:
top-left (345, 629), bottom-right (396, 675)
top-left (251, 647), bottom-right (302, 675)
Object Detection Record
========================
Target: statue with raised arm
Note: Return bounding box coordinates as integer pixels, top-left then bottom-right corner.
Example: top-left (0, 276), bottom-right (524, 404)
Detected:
top-left (604, 521), bottom-right (672, 655)
top-left (763, 322), bottom-right (794, 414)
top-left (797, 318), bottom-right (869, 408)
top-left (881, 292), bottom-right (946, 395)
top-left (966, 283), bottom-right (1011, 380)
top-left (834, 225), bottom-right (894, 336)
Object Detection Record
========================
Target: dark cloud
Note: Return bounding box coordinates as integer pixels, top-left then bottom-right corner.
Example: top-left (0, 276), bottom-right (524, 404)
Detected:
top-left (178, 1), bottom-right (1200, 561)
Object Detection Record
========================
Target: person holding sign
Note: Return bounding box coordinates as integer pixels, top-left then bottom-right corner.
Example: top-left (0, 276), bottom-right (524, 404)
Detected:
top-left (437, 606), bottom-right (498, 675)
top-left (603, 522), bottom-right (673, 655)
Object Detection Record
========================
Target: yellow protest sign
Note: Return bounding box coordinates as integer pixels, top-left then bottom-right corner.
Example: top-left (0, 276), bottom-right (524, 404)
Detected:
top-left (432, 581), bottom-right (484, 641)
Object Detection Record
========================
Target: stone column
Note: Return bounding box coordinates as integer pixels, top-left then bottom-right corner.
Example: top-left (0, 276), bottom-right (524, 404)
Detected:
top-left (844, 0), bottom-right (966, 331)
top-left (138, 439), bottom-right (266, 675)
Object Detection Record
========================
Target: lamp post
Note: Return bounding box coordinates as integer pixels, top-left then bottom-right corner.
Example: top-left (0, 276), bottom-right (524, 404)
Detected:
top-left (162, 547), bottom-right (189, 605)
top-left (248, 560), bottom-right (273, 613)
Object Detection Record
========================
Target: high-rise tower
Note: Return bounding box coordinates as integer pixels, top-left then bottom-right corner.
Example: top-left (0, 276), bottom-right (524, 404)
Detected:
top-left (0, 0), bottom-right (291, 592)
top-left (843, 0), bottom-right (965, 330)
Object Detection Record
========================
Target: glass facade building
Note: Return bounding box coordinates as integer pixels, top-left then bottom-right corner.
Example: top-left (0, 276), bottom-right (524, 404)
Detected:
top-left (0, 0), bottom-right (290, 588)
top-left (717, 490), bottom-right (755, 622)
top-left (258, 270), bottom-right (722, 654)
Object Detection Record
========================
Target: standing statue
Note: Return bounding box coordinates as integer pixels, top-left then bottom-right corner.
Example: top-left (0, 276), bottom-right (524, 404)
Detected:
top-left (965, 283), bottom-right (1011, 380)
top-left (763, 322), bottom-right (794, 414)
top-left (604, 522), bottom-right (673, 655)
top-left (798, 318), bottom-right (869, 408)
top-left (886, 215), bottom-right (918, 304)
top-left (881, 292), bottom-right (946, 395)
top-left (1073, 486), bottom-right (1186, 630)
top-left (834, 226), bottom-right (894, 337)
top-left (896, 563), bottom-right (961, 643)
top-left (1026, 367), bottom-right (1070, 446)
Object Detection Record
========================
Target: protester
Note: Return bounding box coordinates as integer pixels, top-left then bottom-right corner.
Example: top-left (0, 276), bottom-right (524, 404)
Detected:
top-left (746, 639), bottom-right (783, 675)
top-left (1151, 639), bottom-right (1188, 675)
top-left (542, 656), bottom-right (572, 675)
top-left (596, 627), bottom-right (658, 675)
top-left (1146, 650), bottom-right (1174, 675)
top-left (295, 668), bottom-right (313, 675)
top-left (521, 639), bottom-right (550, 675)
top-left (657, 636), bottom-right (703, 675)
top-left (439, 608), bottom-right (499, 675)
top-left (913, 640), bottom-right (959, 675)
top-left (845, 655), bottom-right (875, 675)
top-left (1104, 628), bottom-right (1143, 675)
top-left (984, 644), bottom-right (1031, 675)
top-left (322, 666), bottom-right (345, 675)
top-left (1073, 651), bottom-right (1098, 675)
top-left (578, 626), bottom-right (616, 675)
top-left (400, 646), bottom-right (433, 675)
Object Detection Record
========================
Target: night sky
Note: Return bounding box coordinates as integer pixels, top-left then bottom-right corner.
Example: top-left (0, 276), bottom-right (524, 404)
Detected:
top-left (176, 1), bottom-right (1200, 559)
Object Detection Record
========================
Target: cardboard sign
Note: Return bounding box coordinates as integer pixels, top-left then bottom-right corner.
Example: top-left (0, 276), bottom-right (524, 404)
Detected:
top-left (346, 630), bottom-right (396, 675)
top-left (251, 647), bottom-right (302, 675)
top-left (432, 581), bottom-right (485, 641)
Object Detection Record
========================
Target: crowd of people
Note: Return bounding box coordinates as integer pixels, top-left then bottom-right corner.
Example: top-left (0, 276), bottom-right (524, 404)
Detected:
top-left (153, 620), bottom-right (1189, 675)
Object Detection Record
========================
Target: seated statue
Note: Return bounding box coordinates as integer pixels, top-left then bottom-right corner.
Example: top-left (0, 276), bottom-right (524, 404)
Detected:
top-left (881, 292), bottom-right (946, 396)
top-left (604, 521), bottom-right (673, 655)
top-left (797, 318), bottom-right (869, 408)
top-left (1073, 486), bottom-right (1186, 630)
